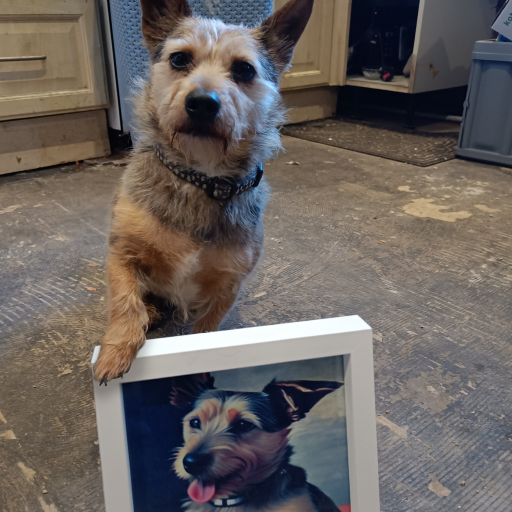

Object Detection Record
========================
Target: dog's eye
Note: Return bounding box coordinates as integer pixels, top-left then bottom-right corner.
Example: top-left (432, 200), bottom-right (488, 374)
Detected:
top-left (171, 52), bottom-right (192, 70)
top-left (189, 418), bottom-right (201, 430)
top-left (231, 61), bottom-right (256, 83)
top-left (229, 419), bottom-right (256, 435)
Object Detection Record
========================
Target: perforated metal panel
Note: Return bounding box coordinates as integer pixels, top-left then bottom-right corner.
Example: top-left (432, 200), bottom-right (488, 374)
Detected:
top-left (189, 0), bottom-right (272, 25)
top-left (108, 0), bottom-right (272, 133)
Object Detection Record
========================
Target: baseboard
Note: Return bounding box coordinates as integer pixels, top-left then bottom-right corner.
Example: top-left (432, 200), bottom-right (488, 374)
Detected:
top-left (0, 110), bottom-right (111, 175)
top-left (282, 86), bottom-right (338, 125)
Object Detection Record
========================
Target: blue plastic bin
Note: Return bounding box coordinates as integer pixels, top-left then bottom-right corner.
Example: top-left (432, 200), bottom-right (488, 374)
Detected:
top-left (457, 40), bottom-right (512, 167)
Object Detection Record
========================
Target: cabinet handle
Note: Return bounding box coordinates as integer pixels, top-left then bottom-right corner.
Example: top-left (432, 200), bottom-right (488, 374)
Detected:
top-left (0, 55), bottom-right (47, 62)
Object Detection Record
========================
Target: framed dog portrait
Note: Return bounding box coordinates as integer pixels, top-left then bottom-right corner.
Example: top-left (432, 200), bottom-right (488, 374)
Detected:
top-left (92, 316), bottom-right (380, 512)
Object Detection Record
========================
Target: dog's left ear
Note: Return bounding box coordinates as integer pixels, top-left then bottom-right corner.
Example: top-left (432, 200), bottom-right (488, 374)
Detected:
top-left (140, 0), bottom-right (192, 56)
top-left (263, 380), bottom-right (342, 427)
top-left (257, 0), bottom-right (314, 72)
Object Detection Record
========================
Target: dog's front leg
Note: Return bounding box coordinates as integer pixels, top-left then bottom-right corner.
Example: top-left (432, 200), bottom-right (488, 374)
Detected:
top-left (93, 253), bottom-right (149, 384)
top-left (190, 275), bottom-right (240, 334)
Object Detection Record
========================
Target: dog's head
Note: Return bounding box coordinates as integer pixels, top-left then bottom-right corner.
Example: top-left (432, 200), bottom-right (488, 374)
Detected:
top-left (172, 378), bottom-right (342, 503)
top-left (138, 0), bottom-right (314, 171)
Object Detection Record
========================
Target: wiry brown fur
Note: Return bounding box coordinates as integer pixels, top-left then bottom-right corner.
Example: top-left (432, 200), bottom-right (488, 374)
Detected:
top-left (93, 0), bottom-right (314, 383)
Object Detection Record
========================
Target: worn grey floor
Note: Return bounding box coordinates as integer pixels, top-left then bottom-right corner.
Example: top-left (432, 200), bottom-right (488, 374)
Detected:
top-left (0, 137), bottom-right (511, 512)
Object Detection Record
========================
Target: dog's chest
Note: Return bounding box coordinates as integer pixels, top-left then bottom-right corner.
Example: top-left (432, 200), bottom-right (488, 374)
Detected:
top-left (144, 241), bottom-right (259, 311)
top-left (145, 249), bottom-right (202, 309)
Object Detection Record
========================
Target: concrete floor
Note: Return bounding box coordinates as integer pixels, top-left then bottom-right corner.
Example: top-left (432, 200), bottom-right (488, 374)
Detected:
top-left (0, 136), bottom-right (511, 512)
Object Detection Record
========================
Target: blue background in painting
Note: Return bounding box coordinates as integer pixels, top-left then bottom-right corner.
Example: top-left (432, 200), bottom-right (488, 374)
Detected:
top-left (122, 356), bottom-right (350, 512)
top-left (123, 378), bottom-right (189, 511)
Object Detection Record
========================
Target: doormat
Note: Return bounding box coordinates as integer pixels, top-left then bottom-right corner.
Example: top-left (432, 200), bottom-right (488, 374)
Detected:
top-left (282, 117), bottom-right (459, 167)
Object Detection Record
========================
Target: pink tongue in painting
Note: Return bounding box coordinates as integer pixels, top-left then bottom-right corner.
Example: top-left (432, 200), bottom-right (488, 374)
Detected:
top-left (188, 481), bottom-right (216, 503)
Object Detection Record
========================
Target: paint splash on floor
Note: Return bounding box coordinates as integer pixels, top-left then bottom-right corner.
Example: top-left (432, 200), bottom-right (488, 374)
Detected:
top-left (377, 415), bottom-right (408, 439)
top-left (18, 462), bottom-right (36, 483)
top-left (403, 198), bottom-right (472, 222)
top-left (398, 185), bottom-right (415, 192)
top-left (475, 204), bottom-right (500, 213)
top-left (38, 497), bottom-right (58, 512)
top-left (428, 476), bottom-right (451, 497)
top-left (0, 204), bottom-right (22, 215)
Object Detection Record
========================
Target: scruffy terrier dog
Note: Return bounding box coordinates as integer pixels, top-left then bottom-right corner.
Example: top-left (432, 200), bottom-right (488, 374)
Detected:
top-left (172, 378), bottom-right (343, 512)
top-left (93, 0), bottom-right (315, 383)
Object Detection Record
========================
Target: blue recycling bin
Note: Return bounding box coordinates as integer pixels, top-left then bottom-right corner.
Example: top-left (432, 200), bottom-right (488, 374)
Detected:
top-left (457, 40), bottom-right (512, 167)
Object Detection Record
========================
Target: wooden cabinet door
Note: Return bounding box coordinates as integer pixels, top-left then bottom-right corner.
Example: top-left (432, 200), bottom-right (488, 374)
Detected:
top-left (0, 0), bottom-right (108, 121)
top-left (278, 0), bottom-right (336, 90)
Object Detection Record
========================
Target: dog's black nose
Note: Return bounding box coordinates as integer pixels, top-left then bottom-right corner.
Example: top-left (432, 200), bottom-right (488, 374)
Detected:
top-left (185, 89), bottom-right (221, 122)
top-left (183, 452), bottom-right (213, 476)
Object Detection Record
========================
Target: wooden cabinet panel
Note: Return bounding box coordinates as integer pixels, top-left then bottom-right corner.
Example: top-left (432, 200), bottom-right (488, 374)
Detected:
top-left (0, 110), bottom-right (110, 175)
top-left (0, 0), bottom-right (108, 121)
top-left (278, 0), bottom-right (336, 90)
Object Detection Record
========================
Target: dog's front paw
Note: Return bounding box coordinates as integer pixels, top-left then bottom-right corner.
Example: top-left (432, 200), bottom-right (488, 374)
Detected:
top-left (93, 342), bottom-right (138, 385)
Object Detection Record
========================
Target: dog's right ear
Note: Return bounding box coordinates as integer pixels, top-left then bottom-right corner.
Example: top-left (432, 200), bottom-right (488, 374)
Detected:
top-left (140, 0), bottom-right (192, 56)
top-left (170, 373), bottom-right (215, 411)
top-left (257, 0), bottom-right (314, 73)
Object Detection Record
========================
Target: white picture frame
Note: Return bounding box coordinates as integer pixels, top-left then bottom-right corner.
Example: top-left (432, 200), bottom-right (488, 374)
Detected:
top-left (91, 315), bottom-right (380, 512)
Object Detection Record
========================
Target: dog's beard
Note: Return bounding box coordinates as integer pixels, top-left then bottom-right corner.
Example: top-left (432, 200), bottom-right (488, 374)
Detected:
top-left (181, 430), bottom-right (289, 503)
top-left (170, 130), bottom-right (236, 169)
top-left (164, 119), bottom-right (254, 172)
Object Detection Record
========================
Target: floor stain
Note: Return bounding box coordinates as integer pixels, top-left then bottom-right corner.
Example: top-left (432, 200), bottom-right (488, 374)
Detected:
top-left (428, 476), bottom-right (451, 497)
top-left (0, 410), bottom-right (7, 424)
top-left (338, 181), bottom-right (392, 199)
top-left (463, 186), bottom-right (485, 196)
top-left (0, 204), bottom-right (22, 215)
top-left (38, 497), bottom-right (58, 512)
top-left (475, 204), bottom-right (500, 213)
top-left (403, 198), bottom-right (472, 222)
top-left (57, 364), bottom-right (73, 377)
top-left (389, 367), bottom-right (460, 414)
top-left (18, 462), bottom-right (36, 483)
top-left (376, 415), bottom-right (408, 439)
top-left (398, 185), bottom-right (415, 192)
top-left (0, 430), bottom-right (16, 439)
top-left (52, 417), bottom-right (67, 434)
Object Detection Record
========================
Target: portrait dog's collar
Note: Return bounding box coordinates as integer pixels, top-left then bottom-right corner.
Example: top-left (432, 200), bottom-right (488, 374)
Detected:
top-left (208, 467), bottom-right (289, 508)
top-left (209, 496), bottom-right (245, 508)
top-left (154, 145), bottom-right (263, 201)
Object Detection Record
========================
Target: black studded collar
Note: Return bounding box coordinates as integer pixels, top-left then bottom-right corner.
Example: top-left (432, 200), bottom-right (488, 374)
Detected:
top-left (154, 145), bottom-right (263, 201)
